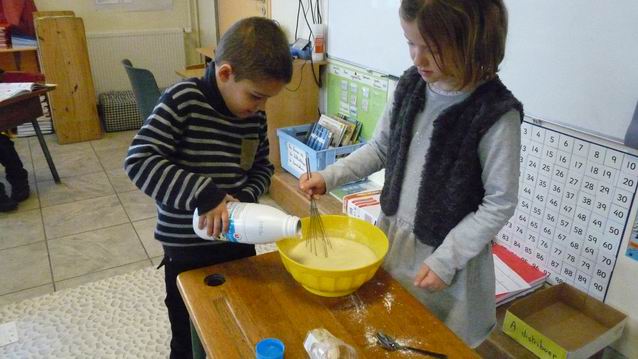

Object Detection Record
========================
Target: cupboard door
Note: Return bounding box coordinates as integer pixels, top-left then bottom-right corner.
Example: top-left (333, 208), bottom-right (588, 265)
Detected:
top-left (216, 0), bottom-right (270, 39)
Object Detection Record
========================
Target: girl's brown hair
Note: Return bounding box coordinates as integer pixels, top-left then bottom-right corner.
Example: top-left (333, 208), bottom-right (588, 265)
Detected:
top-left (400, 0), bottom-right (508, 89)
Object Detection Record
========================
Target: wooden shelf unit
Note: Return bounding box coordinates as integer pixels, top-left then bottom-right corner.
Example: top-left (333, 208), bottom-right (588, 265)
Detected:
top-left (0, 47), bottom-right (39, 72)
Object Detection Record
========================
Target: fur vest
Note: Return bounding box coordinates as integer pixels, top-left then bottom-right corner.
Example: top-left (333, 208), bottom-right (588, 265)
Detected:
top-left (380, 66), bottom-right (523, 248)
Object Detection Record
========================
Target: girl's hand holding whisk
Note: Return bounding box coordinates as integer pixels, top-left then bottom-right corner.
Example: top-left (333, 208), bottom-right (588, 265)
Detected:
top-left (299, 172), bottom-right (327, 200)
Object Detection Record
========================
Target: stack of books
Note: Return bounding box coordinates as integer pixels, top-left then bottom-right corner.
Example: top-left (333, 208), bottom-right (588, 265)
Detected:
top-left (305, 122), bottom-right (332, 151)
top-left (328, 179), bottom-right (381, 202)
top-left (10, 34), bottom-right (37, 48)
top-left (17, 95), bottom-right (53, 137)
top-left (0, 22), bottom-right (10, 49)
top-left (493, 243), bottom-right (546, 306)
top-left (305, 114), bottom-right (362, 151)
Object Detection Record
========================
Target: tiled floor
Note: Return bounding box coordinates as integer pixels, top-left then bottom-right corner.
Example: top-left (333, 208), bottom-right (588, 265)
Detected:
top-left (0, 130), bottom-right (282, 306)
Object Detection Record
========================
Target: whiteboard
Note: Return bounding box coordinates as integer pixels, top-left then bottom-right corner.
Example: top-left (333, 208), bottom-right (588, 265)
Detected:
top-left (326, 0), bottom-right (638, 142)
top-left (499, 1), bottom-right (638, 143)
top-left (326, 0), bottom-right (411, 77)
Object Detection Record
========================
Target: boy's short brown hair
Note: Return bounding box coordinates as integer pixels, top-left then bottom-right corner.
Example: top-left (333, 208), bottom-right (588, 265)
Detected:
top-left (400, 0), bottom-right (508, 89)
top-left (215, 17), bottom-right (293, 84)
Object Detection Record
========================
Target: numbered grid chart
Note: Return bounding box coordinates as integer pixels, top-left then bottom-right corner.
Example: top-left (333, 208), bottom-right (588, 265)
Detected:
top-left (496, 121), bottom-right (638, 301)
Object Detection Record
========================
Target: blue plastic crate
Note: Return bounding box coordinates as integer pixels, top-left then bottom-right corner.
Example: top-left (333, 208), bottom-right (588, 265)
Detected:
top-left (277, 124), bottom-right (365, 178)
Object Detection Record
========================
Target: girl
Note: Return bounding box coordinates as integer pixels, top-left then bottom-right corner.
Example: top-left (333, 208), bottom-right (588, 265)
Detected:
top-left (299, 0), bottom-right (522, 347)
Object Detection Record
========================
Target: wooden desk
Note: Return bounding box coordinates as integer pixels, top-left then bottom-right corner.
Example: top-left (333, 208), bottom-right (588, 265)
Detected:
top-left (0, 87), bottom-right (60, 183)
top-left (196, 47), bottom-right (214, 59)
top-left (175, 64), bottom-right (206, 78)
top-left (178, 251), bottom-right (478, 358)
top-left (269, 171), bottom-right (561, 358)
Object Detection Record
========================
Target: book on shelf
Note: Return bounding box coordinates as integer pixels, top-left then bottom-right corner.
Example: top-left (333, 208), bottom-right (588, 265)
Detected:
top-left (305, 122), bottom-right (332, 151)
top-left (0, 82), bottom-right (56, 102)
top-left (328, 179), bottom-right (381, 203)
top-left (0, 22), bottom-right (10, 48)
top-left (10, 34), bottom-right (37, 47)
top-left (305, 114), bottom-right (363, 150)
top-left (493, 243), bottom-right (546, 306)
top-left (17, 95), bottom-right (54, 137)
top-left (331, 114), bottom-right (358, 146)
top-left (317, 114), bottom-right (348, 147)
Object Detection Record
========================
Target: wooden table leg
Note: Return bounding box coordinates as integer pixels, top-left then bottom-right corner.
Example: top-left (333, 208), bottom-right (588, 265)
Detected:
top-left (190, 321), bottom-right (206, 359)
top-left (30, 118), bottom-right (60, 183)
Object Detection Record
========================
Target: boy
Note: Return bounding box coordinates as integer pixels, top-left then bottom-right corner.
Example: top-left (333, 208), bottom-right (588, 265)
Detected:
top-left (125, 17), bottom-right (292, 358)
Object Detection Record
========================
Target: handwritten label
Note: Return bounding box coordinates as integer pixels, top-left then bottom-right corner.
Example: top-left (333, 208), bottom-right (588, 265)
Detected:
top-left (503, 311), bottom-right (566, 359)
top-left (286, 142), bottom-right (308, 176)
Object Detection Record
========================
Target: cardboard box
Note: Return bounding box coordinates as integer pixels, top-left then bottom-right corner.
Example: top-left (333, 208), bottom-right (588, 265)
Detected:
top-left (502, 283), bottom-right (626, 359)
top-left (342, 190), bottom-right (381, 214)
top-left (346, 192), bottom-right (381, 225)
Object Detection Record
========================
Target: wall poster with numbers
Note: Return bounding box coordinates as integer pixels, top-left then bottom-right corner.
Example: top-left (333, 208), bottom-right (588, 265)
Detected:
top-left (496, 120), bottom-right (638, 301)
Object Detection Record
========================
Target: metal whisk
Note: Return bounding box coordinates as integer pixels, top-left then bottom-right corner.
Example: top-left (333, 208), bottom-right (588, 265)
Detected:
top-left (305, 157), bottom-right (332, 256)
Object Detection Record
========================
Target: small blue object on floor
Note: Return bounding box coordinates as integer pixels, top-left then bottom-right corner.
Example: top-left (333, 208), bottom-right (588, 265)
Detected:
top-left (255, 338), bottom-right (285, 359)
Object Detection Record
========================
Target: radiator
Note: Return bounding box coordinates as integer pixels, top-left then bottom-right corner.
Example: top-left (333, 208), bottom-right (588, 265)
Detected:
top-left (86, 28), bottom-right (186, 94)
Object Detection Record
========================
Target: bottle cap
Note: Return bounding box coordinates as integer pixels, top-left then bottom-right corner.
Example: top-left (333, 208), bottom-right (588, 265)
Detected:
top-left (255, 338), bottom-right (285, 359)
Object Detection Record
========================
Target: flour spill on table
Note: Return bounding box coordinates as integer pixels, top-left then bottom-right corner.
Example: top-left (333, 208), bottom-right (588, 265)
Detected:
top-left (382, 291), bottom-right (394, 312)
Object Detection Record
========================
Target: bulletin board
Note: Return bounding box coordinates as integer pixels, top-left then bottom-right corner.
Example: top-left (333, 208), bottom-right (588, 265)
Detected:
top-left (325, 61), bottom-right (389, 141)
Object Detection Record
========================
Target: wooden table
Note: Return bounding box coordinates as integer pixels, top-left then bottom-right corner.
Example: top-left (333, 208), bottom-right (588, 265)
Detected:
top-left (196, 47), bottom-right (214, 60)
top-left (178, 251), bottom-right (478, 358)
top-left (269, 170), bottom-right (567, 358)
top-left (175, 65), bottom-right (206, 79)
top-left (0, 87), bottom-right (60, 183)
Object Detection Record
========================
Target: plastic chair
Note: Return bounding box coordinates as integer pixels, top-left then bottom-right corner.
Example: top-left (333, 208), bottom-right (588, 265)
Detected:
top-left (121, 59), bottom-right (161, 123)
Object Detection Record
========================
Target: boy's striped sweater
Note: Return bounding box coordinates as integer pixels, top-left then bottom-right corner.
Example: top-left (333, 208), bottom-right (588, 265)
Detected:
top-left (124, 78), bottom-right (274, 247)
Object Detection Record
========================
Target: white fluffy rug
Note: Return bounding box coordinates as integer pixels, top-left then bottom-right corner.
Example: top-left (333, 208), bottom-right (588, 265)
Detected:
top-left (0, 244), bottom-right (277, 359)
top-left (0, 266), bottom-right (169, 359)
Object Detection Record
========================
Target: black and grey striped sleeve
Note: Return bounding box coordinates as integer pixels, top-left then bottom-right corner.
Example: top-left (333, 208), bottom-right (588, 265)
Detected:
top-left (124, 85), bottom-right (226, 212)
top-left (236, 119), bottom-right (275, 202)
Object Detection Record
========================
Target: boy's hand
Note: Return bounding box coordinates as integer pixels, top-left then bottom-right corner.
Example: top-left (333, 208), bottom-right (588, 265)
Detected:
top-left (414, 263), bottom-right (448, 292)
top-left (198, 195), bottom-right (237, 238)
top-left (298, 172), bottom-right (327, 200)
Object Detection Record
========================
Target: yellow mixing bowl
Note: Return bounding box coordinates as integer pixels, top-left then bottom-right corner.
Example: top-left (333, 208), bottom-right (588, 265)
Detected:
top-left (276, 215), bottom-right (389, 297)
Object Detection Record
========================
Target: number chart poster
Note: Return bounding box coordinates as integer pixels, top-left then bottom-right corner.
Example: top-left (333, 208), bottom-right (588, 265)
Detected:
top-left (497, 120), bottom-right (638, 300)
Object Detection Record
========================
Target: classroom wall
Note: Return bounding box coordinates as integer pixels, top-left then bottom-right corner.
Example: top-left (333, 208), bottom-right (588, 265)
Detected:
top-left (271, 0), bottom-right (298, 41)
top-left (33, 0), bottom-right (201, 65)
top-left (196, 0), bottom-right (216, 52)
top-left (271, 0), bottom-right (326, 43)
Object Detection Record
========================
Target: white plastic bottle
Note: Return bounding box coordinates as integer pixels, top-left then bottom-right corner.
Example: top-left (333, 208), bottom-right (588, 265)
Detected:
top-left (311, 23), bottom-right (325, 62)
top-left (193, 202), bottom-right (301, 244)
